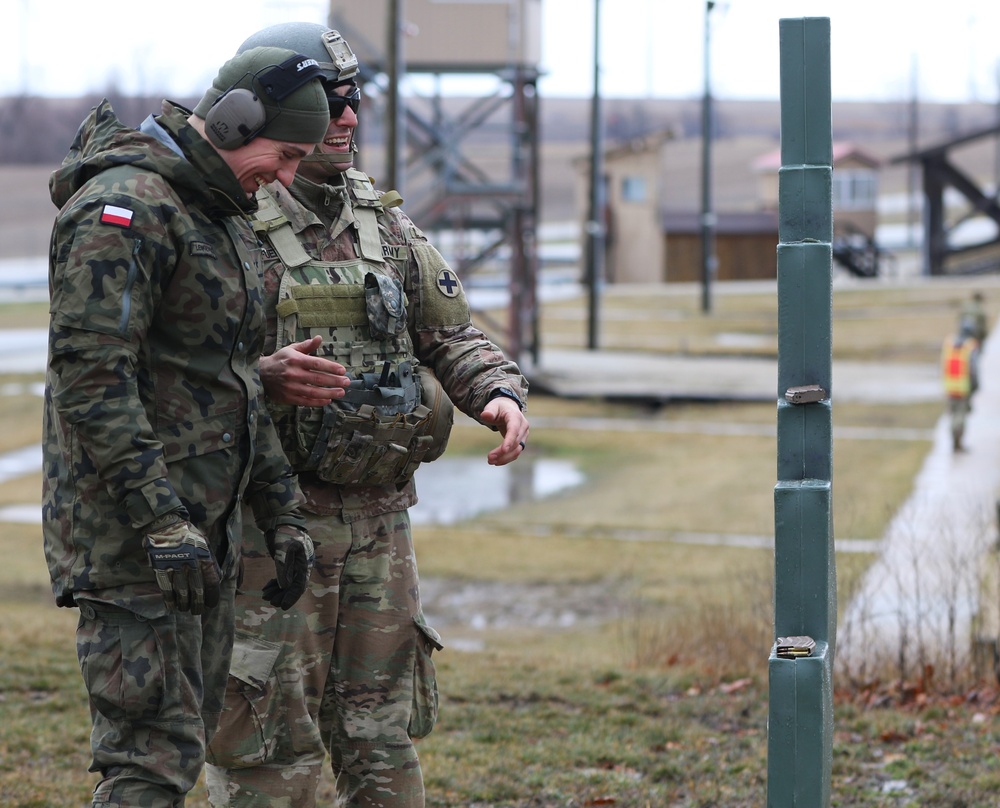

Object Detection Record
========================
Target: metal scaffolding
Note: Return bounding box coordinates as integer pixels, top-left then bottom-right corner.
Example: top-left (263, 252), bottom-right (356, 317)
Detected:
top-left (329, 1), bottom-right (542, 364)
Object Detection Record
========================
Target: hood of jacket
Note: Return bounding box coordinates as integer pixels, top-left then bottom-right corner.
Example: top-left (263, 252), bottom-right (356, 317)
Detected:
top-left (49, 98), bottom-right (256, 219)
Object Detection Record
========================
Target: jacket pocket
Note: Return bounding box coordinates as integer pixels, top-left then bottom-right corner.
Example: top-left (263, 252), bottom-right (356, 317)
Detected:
top-left (159, 408), bottom-right (243, 464)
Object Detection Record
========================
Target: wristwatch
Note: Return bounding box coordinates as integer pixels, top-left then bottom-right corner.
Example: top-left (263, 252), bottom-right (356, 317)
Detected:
top-left (487, 387), bottom-right (524, 411)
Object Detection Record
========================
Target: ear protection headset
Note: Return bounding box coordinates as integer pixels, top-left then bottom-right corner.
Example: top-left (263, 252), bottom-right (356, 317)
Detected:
top-left (205, 53), bottom-right (323, 150)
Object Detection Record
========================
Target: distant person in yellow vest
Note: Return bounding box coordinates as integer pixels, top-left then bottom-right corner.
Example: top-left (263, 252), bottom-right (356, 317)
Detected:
top-left (959, 290), bottom-right (989, 345)
top-left (942, 320), bottom-right (980, 452)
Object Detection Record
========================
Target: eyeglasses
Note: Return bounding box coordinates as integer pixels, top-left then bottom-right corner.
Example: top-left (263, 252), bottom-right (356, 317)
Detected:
top-left (327, 86), bottom-right (362, 119)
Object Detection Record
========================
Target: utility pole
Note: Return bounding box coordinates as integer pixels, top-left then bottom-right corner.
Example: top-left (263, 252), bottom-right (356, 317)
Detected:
top-left (700, 0), bottom-right (716, 314)
top-left (908, 55), bottom-right (919, 251)
top-left (584, 0), bottom-right (604, 350)
top-left (386, 0), bottom-right (405, 196)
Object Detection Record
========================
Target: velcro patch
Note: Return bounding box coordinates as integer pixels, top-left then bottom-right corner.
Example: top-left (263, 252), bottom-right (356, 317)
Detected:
top-left (382, 244), bottom-right (408, 262)
top-left (436, 269), bottom-right (461, 298)
top-left (100, 204), bottom-right (134, 228)
top-left (414, 243), bottom-right (470, 328)
top-left (190, 241), bottom-right (217, 259)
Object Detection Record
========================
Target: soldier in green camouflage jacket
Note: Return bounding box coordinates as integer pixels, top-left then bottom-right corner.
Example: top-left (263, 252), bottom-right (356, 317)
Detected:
top-left (43, 46), bottom-right (332, 807)
top-left (205, 23), bottom-right (530, 808)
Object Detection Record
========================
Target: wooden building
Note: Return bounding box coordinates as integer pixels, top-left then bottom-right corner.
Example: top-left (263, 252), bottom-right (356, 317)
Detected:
top-left (578, 133), bottom-right (881, 283)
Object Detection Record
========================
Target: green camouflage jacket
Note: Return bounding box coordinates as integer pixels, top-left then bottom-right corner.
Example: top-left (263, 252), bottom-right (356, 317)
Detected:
top-left (258, 171), bottom-right (528, 521)
top-left (42, 99), bottom-right (305, 607)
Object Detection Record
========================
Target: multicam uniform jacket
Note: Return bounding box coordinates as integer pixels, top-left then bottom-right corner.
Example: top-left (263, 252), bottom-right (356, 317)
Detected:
top-left (255, 170), bottom-right (528, 520)
top-left (43, 99), bottom-right (304, 607)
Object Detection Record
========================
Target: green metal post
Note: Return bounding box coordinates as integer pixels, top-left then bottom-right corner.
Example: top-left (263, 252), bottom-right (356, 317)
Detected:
top-left (767, 17), bottom-right (836, 808)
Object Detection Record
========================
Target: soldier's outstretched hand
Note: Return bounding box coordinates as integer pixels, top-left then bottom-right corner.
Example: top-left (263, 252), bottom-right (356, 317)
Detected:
top-left (261, 335), bottom-right (351, 406)
top-left (481, 396), bottom-right (530, 466)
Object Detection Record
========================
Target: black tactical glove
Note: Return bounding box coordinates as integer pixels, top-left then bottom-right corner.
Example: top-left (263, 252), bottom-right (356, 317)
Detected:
top-left (143, 513), bottom-right (222, 615)
top-left (263, 524), bottom-right (315, 610)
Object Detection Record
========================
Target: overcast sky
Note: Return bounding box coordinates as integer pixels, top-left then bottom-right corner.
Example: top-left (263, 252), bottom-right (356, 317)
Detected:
top-left (6, 0), bottom-right (1000, 103)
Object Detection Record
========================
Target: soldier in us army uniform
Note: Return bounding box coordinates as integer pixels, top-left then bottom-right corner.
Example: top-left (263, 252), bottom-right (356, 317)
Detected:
top-left (43, 46), bottom-right (331, 807)
top-left (204, 22), bottom-right (531, 808)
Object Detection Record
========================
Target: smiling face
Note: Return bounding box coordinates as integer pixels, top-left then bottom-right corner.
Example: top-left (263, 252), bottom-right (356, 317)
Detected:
top-left (296, 83), bottom-right (360, 183)
top-left (220, 136), bottom-right (316, 194)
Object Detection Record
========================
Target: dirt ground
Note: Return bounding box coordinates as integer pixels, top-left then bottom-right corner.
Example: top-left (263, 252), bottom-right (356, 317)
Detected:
top-left (419, 576), bottom-right (623, 648)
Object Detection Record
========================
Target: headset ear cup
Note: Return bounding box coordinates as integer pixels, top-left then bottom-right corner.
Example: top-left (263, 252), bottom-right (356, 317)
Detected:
top-left (205, 88), bottom-right (267, 150)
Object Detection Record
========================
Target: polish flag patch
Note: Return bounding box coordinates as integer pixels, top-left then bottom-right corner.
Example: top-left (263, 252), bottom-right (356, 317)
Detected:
top-left (100, 204), bottom-right (134, 228)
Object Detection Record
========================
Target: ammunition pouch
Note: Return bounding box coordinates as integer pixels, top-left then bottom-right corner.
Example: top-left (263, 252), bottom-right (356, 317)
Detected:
top-left (272, 364), bottom-right (452, 486)
top-left (256, 181), bottom-right (455, 486)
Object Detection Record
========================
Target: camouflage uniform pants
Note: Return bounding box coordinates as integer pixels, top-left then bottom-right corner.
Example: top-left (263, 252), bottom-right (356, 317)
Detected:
top-left (75, 579), bottom-right (237, 807)
top-left (948, 395), bottom-right (971, 450)
top-left (205, 509), bottom-right (442, 808)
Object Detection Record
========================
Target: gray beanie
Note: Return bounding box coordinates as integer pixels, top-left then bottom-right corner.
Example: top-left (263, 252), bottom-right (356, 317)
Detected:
top-left (193, 46), bottom-right (329, 146)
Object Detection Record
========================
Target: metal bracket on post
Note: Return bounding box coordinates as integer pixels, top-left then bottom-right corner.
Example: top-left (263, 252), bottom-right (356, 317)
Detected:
top-left (784, 384), bottom-right (827, 404)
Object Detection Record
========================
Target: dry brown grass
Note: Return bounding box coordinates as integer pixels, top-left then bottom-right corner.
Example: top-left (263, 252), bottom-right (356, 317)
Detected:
top-left (446, 393), bottom-right (934, 541)
top-left (519, 275), bottom-right (1000, 364)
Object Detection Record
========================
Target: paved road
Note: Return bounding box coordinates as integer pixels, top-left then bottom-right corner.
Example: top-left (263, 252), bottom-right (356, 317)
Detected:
top-left (525, 349), bottom-right (940, 404)
top-left (837, 326), bottom-right (1000, 677)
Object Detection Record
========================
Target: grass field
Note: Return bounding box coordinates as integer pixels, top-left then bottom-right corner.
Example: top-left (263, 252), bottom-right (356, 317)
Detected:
top-left (4, 278), bottom-right (1000, 806)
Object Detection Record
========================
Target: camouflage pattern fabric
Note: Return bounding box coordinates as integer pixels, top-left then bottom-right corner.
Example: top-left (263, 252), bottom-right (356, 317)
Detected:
top-left (207, 169), bottom-right (525, 806)
top-left (77, 579), bottom-right (237, 807)
top-left (43, 99), bottom-right (305, 603)
top-left (948, 395), bottom-right (972, 451)
top-left (43, 98), bottom-right (307, 805)
top-left (257, 171), bottom-right (528, 520)
top-left (206, 509), bottom-right (440, 807)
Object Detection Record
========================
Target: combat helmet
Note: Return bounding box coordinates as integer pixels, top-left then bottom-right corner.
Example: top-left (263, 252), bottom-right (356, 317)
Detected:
top-left (238, 22), bottom-right (362, 171)
top-left (238, 22), bottom-right (358, 88)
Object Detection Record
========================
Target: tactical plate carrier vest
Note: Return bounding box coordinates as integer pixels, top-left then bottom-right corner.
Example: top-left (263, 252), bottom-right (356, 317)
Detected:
top-left (254, 175), bottom-right (453, 486)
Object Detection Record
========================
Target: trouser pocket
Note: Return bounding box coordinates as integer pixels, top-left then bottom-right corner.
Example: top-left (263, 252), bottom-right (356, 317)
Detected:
top-left (408, 615), bottom-right (444, 739)
top-left (206, 631), bottom-right (281, 768)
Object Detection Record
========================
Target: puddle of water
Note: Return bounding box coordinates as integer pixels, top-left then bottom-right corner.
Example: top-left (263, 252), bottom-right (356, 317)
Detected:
top-left (715, 332), bottom-right (774, 349)
top-left (410, 457), bottom-right (584, 525)
top-left (0, 330), bottom-right (48, 373)
top-left (0, 381), bottom-right (45, 396)
top-left (0, 504), bottom-right (40, 524)
top-left (0, 445), bottom-right (42, 486)
top-left (0, 449), bottom-right (584, 526)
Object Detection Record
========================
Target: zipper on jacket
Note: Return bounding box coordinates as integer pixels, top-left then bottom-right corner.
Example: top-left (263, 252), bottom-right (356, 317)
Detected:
top-left (118, 238), bottom-right (142, 336)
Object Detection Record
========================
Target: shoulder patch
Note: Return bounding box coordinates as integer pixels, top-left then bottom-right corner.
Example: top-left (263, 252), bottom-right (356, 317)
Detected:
top-left (413, 243), bottom-right (471, 328)
top-left (436, 268), bottom-right (462, 298)
top-left (190, 241), bottom-right (217, 259)
top-left (100, 204), bottom-right (134, 228)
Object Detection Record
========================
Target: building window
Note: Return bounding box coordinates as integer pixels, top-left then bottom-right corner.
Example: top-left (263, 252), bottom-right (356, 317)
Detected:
top-left (621, 175), bottom-right (648, 203)
top-left (832, 169), bottom-right (876, 211)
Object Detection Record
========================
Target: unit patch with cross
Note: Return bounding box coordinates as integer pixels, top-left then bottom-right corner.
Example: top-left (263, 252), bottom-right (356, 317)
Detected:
top-left (436, 268), bottom-right (461, 298)
top-left (413, 242), bottom-right (471, 328)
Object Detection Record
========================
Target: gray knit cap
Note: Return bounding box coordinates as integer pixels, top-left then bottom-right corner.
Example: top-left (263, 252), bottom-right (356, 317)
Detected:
top-left (193, 46), bottom-right (329, 145)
